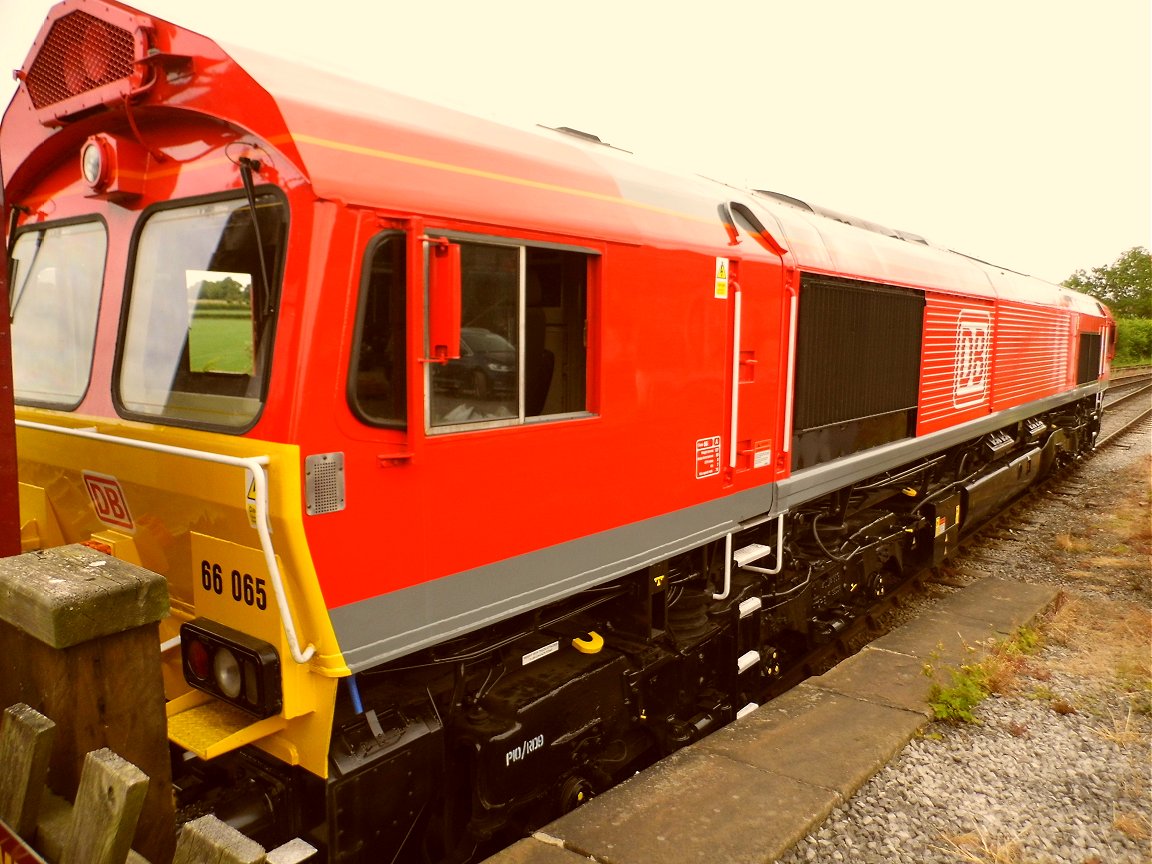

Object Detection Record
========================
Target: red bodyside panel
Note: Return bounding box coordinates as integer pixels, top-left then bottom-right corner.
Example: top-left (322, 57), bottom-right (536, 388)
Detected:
top-left (300, 241), bottom-right (787, 609)
top-left (917, 292), bottom-right (996, 436)
top-left (990, 301), bottom-right (1072, 411)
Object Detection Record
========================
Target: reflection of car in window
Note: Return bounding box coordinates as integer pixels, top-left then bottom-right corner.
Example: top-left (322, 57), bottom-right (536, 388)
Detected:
top-left (435, 327), bottom-right (517, 399)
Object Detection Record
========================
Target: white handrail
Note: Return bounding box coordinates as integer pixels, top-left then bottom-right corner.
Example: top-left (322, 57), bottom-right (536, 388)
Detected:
top-left (714, 512), bottom-right (786, 600)
top-left (729, 285), bottom-right (743, 469)
top-left (15, 419), bottom-right (316, 664)
top-left (714, 533), bottom-right (734, 600)
top-left (740, 513), bottom-right (785, 576)
top-left (783, 293), bottom-right (798, 454)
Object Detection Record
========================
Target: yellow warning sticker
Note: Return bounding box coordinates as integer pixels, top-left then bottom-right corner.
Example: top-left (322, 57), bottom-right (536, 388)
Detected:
top-left (715, 257), bottom-right (729, 299)
top-left (245, 469), bottom-right (258, 528)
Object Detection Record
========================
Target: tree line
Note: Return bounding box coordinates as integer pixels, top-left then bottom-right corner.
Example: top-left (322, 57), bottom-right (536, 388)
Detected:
top-left (1063, 246), bottom-right (1150, 366)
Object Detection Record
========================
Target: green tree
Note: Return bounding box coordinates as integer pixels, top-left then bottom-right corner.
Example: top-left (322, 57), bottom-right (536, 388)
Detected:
top-left (1062, 246), bottom-right (1151, 318)
top-left (198, 276), bottom-right (249, 305)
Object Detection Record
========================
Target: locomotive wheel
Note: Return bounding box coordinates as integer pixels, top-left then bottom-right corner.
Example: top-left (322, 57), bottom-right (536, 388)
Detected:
top-left (866, 569), bottom-right (888, 599)
top-left (558, 775), bottom-right (595, 813)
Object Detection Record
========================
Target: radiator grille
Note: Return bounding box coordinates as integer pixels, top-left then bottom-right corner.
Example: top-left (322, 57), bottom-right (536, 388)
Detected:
top-left (1076, 333), bottom-right (1102, 384)
top-left (790, 275), bottom-right (924, 469)
top-left (793, 275), bottom-right (924, 430)
top-left (305, 453), bottom-right (346, 516)
top-left (25, 10), bottom-right (136, 109)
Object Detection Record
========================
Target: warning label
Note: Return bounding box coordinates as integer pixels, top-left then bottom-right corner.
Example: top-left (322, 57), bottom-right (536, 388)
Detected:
top-left (714, 257), bottom-right (729, 299)
top-left (245, 469), bottom-right (258, 528)
top-left (695, 436), bottom-right (722, 479)
top-left (753, 442), bottom-right (773, 470)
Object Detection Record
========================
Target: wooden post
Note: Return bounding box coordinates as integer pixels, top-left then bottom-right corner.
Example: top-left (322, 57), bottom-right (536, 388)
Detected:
top-left (0, 703), bottom-right (56, 838)
top-left (61, 748), bottom-right (148, 864)
top-left (0, 545), bottom-right (174, 863)
top-left (173, 815), bottom-right (265, 864)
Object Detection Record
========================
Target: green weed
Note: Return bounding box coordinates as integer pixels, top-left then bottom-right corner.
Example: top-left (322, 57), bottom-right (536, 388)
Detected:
top-left (927, 663), bottom-right (991, 723)
top-left (925, 626), bottom-right (1043, 723)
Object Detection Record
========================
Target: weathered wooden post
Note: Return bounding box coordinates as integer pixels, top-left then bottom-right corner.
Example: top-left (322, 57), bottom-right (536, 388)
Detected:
top-left (0, 544), bottom-right (174, 863)
top-left (0, 702), bottom-right (56, 838)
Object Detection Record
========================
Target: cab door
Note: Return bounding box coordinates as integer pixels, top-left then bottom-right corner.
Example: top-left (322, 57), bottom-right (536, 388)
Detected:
top-left (725, 256), bottom-right (784, 483)
top-left (721, 202), bottom-right (789, 486)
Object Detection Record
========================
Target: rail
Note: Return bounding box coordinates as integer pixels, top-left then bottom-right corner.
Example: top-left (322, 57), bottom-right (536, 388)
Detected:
top-left (1097, 390), bottom-right (1152, 448)
top-left (13, 420), bottom-right (316, 664)
top-left (1102, 374), bottom-right (1152, 409)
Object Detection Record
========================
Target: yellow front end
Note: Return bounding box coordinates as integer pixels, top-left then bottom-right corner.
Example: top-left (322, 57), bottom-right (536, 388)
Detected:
top-left (16, 408), bottom-right (348, 779)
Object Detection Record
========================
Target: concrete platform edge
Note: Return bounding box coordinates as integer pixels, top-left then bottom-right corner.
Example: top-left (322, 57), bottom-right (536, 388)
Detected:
top-left (479, 578), bottom-right (1061, 864)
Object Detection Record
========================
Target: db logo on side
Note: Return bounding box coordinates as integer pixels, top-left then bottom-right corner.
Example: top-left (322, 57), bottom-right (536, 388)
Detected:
top-left (953, 311), bottom-right (992, 409)
top-left (82, 471), bottom-right (135, 532)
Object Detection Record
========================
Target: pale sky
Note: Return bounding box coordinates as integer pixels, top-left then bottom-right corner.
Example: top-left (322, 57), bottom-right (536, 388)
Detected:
top-left (2, 0), bottom-right (1149, 285)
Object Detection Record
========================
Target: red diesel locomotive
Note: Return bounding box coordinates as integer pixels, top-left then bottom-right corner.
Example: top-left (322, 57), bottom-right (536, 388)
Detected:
top-left (2, 1), bottom-right (1112, 860)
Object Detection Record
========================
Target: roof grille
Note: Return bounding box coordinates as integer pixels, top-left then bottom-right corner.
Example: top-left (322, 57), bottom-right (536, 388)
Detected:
top-left (25, 10), bottom-right (136, 110)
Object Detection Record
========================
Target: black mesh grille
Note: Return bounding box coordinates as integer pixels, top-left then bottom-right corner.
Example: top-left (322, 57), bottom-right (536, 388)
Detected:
top-left (791, 275), bottom-right (924, 468)
top-left (1076, 332), bottom-right (1102, 384)
top-left (793, 276), bottom-right (924, 430)
top-left (25, 11), bottom-right (136, 109)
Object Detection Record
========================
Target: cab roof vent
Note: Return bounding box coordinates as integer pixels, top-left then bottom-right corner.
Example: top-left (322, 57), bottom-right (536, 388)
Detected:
top-left (24, 10), bottom-right (136, 111)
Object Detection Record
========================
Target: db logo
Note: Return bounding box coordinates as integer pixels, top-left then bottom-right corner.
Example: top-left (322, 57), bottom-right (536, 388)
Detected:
top-left (82, 471), bottom-right (135, 531)
top-left (953, 311), bottom-right (992, 409)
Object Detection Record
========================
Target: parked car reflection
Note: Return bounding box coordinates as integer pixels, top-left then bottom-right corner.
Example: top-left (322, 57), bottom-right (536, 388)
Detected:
top-left (433, 327), bottom-right (517, 399)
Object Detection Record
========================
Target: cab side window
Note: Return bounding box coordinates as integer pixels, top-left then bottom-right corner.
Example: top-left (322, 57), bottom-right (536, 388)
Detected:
top-left (428, 239), bottom-right (589, 430)
top-left (349, 233), bottom-right (408, 427)
top-left (9, 219), bottom-right (106, 408)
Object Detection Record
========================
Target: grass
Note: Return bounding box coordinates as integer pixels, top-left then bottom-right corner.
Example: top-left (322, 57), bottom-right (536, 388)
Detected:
top-left (1045, 596), bottom-right (1151, 709)
top-left (1054, 533), bottom-right (1091, 553)
top-left (1093, 704), bottom-right (1142, 747)
top-left (924, 626), bottom-right (1044, 723)
top-left (189, 313), bottom-right (255, 374)
top-left (1112, 809), bottom-right (1150, 843)
top-left (925, 449), bottom-right (1151, 859)
top-left (927, 591), bottom-right (1151, 725)
top-left (935, 828), bottom-right (1031, 863)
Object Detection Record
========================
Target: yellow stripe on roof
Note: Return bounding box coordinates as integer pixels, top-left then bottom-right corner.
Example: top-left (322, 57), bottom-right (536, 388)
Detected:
top-left (290, 132), bottom-right (713, 225)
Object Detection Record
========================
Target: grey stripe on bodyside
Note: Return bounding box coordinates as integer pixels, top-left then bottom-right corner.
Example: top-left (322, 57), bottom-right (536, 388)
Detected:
top-left (776, 383), bottom-right (1104, 511)
top-left (331, 384), bottom-right (1103, 672)
top-left (331, 494), bottom-right (763, 672)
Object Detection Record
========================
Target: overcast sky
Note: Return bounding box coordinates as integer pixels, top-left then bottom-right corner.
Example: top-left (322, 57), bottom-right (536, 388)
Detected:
top-left (2, 0), bottom-right (1148, 285)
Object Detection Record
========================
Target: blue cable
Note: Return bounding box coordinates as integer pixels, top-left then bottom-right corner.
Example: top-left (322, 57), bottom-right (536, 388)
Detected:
top-left (347, 674), bottom-right (364, 714)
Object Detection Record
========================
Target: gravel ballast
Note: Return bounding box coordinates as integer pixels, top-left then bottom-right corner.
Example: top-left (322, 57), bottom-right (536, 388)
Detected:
top-left (777, 423), bottom-right (1151, 864)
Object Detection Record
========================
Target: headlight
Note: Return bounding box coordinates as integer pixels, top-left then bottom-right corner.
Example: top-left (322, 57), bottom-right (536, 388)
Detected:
top-left (212, 647), bottom-right (243, 699)
top-left (180, 619), bottom-right (282, 718)
top-left (80, 138), bottom-right (106, 186)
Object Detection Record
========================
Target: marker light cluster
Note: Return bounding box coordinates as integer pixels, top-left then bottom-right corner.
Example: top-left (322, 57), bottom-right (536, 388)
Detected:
top-left (181, 619), bottom-right (282, 718)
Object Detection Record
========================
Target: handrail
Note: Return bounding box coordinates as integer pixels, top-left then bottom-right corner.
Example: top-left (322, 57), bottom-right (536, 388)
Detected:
top-left (14, 419), bottom-right (316, 664)
top-left (783, 288), bottom-right (799, 455)
top-left (729, 283), bottom-right (743, 469)
top-left (713, 512), bottom-right (786, 600)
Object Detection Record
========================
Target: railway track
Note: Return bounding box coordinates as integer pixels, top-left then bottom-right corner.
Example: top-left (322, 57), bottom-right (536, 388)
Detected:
top-left (771, 392), bottom-right (1152, 864)
top-left (1100, 371), bottom-right (1152, 445)
top-left (1103, 369), bottom-right (1152, 410)
top-left (775, 385), bottom-right (1150, 696)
